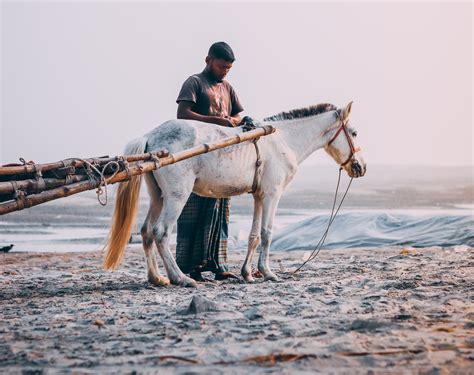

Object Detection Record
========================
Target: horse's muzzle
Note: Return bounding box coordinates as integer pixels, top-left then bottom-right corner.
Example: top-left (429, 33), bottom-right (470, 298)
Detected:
top-left (351, 161), bottom-right (365, 177)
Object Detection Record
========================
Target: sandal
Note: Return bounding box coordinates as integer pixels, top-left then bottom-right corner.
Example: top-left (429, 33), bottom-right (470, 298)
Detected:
top-left (252, 270), bottom-right (264, 278)
top-left (191, 270), bottom-right (215, 282)
top-left (214, 271), bottom-right (240, 281)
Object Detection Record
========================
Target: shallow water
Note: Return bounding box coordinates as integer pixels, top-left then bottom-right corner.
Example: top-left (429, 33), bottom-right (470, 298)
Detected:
top-left (1, 163), bottom-right (472, 252)
top-left (1, 207), bottom-right (472, 253)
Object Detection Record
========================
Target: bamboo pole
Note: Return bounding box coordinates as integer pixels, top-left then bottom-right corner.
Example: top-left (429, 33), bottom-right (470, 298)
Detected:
top-left (0, 126), bottom-right (275, 215)
top-left (157, 125), bottom-right (275, 167)
top-left (0, 174), bottom-right (90, 195)
top-left (0, 150), bottom-right (170, 177)
top-left (0, 161), bottom-right (158, 215)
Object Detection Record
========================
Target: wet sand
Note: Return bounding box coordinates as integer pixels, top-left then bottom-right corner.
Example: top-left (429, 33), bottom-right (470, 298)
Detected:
top-left (1, 246), bottom-right (473, 373)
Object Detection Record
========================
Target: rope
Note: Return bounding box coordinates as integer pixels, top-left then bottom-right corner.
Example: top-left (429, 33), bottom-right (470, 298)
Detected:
top-left (11, 180), bottom-right (27, 211)
top-left (77, 152), bottom-right (163, 206)
top-left (292, 168), bottom-right (353, 273)
top-left (117, 157), bottom-right (133, 179)
top-left (32, 164), bottom-right (45, 194)
top-left (149, 152), bottom-right (161, 169)
top-left (74, 158), bottom-right (121, 206)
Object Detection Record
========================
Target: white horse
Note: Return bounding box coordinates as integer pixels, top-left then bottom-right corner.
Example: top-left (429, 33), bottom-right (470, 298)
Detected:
top-left (104, 101), bottom-right (366, 287)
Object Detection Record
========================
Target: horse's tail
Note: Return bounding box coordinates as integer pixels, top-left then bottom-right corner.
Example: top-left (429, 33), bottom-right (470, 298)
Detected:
top-left (103, 136), bottom-right (147, 271)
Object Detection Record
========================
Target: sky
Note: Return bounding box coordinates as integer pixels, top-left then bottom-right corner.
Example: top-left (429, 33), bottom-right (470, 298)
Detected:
top-left (1, 1), bottom-right (472, 167)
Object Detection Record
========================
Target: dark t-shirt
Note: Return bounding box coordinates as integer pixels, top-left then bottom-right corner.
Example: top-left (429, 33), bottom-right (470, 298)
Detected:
top-left (176, 70), bottom-right (244, 118)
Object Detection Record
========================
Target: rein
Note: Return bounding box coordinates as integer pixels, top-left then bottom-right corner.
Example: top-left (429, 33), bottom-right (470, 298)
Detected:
top-left (292, 112), bottom-right (359, 273)
top-left (292, 168), bottom-right (353, 273)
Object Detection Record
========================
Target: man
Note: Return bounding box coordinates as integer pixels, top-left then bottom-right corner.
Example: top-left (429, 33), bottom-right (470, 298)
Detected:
top-left (175, 41), bottom-right (244, 281)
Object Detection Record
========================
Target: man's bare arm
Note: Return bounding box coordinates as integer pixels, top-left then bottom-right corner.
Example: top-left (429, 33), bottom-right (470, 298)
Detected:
top-left (177, 101), bottom-right (237, 127)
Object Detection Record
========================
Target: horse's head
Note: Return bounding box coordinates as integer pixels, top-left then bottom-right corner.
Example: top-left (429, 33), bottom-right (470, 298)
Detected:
top-left (324, 102), bottom-right (366, 178)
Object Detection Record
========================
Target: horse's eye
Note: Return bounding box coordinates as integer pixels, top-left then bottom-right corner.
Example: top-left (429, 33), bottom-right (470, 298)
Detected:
top-left (352, 131), bottom-right (357, 137)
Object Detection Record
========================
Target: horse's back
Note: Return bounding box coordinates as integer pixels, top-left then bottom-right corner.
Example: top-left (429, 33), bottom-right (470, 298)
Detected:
top-left (145, 120), bottom-right (197, 153)
top-left (143, 119), bottom-right (261, 197)
top-left (145, 119), bottom-right (240, 152)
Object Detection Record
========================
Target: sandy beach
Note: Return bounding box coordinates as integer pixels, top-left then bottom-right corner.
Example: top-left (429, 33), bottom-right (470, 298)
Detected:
top-left (1, 246), bottom-right (473, 373)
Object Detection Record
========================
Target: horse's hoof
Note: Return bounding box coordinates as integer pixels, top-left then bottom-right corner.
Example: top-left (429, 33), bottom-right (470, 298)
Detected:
top-left (264, 273), bottom-right (279, 282)
top-left (148, 274), bottom-right (170, 287)
top-left (179, 276), bottom-right (198, 288)
top-left (241, 269), bottom-right (254, 283)
top-left (243, 275), bottom-right (255, 283)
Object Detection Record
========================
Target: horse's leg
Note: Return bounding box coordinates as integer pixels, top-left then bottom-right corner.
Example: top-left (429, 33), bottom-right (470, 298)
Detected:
top-left (140, 173), bottom-right (169, 286)
top-left (258, 193), bottom-right (281, 281)
top-left (141, 198), bottom-right (169, 286)
top-left (241, 197), bottom-right (263, 283)
top-left (152, 193), bottom-right (197, 288)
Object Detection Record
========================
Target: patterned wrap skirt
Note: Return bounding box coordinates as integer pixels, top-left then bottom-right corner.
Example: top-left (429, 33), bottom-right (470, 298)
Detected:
top-left (176, 193), bottom-right (230, 274)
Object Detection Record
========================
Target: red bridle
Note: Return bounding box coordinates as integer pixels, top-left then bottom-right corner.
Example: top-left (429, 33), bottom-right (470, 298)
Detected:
top-left (326, 113), bottom-right (361, 167)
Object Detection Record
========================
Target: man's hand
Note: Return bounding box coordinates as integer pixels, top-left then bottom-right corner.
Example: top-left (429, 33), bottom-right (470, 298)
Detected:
top-left (216, 117), bottom-right (236, 127)
top-left (225, 114), bottom-right (242, 127)
top-left (177, 101), bottom-right (241, 127)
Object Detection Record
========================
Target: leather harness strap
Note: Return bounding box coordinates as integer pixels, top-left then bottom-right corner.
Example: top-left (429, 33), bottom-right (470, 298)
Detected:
top-left (249, 137), bottom-right (262, 194)
top-left (237, 117), bottom-right (264, 194)
top-left (327, 114), bottom-right (361, 167)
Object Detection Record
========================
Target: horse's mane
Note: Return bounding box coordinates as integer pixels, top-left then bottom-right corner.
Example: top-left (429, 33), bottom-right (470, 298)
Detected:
top-left (264, 103), bottom-right (337, 122)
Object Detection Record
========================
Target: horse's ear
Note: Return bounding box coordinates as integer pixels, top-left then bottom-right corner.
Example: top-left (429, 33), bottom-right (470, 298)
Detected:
top-left (342, 101), bottom-right (353, 121)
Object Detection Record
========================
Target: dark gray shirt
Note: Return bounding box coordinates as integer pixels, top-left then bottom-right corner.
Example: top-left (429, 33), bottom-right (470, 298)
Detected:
top-left (176, 70), bottom-right (244, 118)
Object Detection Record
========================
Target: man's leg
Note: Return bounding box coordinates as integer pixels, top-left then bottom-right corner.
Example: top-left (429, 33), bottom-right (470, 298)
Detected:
top-left (176, 193), bottom-right (202, 274)
top-left (215, 198), bottom-right (230, 273)
top-left (214, 198), bottom-right (239, 280)
top-left (176, 193), bottom-right (219, 281)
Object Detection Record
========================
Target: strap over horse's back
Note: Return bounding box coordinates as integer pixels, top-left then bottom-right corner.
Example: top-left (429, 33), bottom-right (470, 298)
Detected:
top-left (237, 116), bottom-right (263, 194)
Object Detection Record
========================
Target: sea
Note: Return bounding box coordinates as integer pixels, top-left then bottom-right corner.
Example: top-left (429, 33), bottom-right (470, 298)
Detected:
top-left (1, 164), bottom-right (472, 252)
